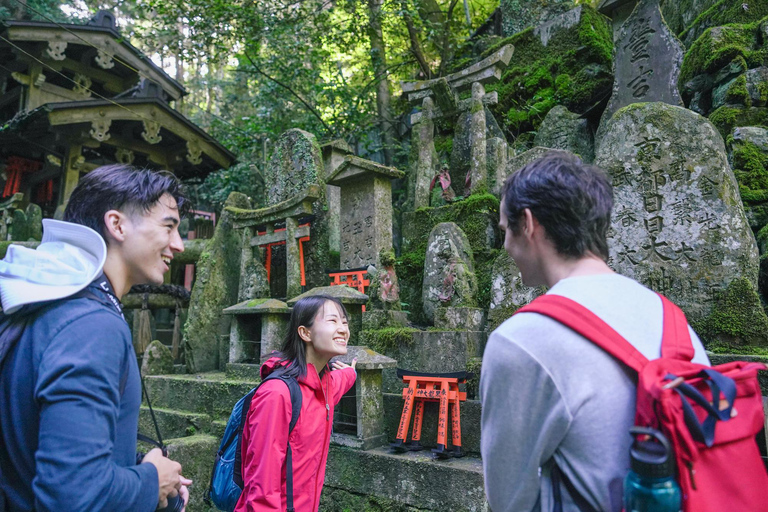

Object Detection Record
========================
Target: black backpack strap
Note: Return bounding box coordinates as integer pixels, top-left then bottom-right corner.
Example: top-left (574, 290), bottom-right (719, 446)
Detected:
top-left (552, 463), bottom-right (598, 512)
top-left (233, 370), bottom-right (302, 510)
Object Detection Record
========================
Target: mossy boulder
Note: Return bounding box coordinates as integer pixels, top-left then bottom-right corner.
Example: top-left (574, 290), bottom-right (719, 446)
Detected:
top-left (184, 192), bottom-right (251, 373)
top-left (676, 0), bottom-right (768, 48)
top-left (421, 223), bottom-right (478, 323)
top-left (692, 277), bottom-right (768, 346)
top-left (533, 105), bottom-right (594, 163)
top-left (487, 251), bottom-right (544, 332)
top-left (595, 102), bottom-right (760, 324)
top-left (141, 340), bottom-right (174, 376)
top-left (484, 5), bottom-right (613, 136)
top-left (709, 105), bottom-right (768, 139)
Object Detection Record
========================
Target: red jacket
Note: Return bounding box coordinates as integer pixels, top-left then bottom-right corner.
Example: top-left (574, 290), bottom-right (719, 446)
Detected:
top-left (235, 357), bottom-right (356, 512)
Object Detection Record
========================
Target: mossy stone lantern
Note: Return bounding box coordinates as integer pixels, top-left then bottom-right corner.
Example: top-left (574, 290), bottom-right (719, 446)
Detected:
top-left (222, 298), bottom-right (292, 363)
top-left (331, 346), bottom-right (397, 450)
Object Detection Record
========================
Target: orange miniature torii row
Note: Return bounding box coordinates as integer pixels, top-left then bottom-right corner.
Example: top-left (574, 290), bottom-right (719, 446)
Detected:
top-left (391, 369), bottom-right (468, 459)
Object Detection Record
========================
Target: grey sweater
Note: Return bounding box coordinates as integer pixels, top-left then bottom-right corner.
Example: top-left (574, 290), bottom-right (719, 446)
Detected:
top-left (480, 273), bottom-right (709, 512)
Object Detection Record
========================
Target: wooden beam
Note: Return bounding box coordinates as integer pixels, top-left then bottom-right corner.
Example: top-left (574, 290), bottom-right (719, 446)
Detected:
top-left (6, 26), bottom-right (182, 100)
top-left (47, 103), bottom-right (231, 168)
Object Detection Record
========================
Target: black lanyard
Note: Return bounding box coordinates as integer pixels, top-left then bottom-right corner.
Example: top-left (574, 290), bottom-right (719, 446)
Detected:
top-left (78, 273), bottom-right (124, 320)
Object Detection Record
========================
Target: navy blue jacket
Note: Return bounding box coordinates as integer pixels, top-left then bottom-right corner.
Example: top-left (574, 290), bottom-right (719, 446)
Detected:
top-left (0, 291), bottom-right (158, 511)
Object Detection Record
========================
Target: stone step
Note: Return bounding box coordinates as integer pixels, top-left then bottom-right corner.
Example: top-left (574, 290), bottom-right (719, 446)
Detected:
top-left (143, 373), bottom-right (258, 418)
top-left (225, 362), bottom-right (262, 381)
top-left (139, 406), bottom-right (212, 440)
top-left (166, 435), bottom-right (218, 512)
top-left (323, 445), bottom-right (485, 511)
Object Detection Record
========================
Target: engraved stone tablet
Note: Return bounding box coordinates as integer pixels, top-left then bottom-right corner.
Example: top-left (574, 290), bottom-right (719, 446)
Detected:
top-left (597, 0), bottom-right (684, 139)
top-left (595, 102), bottom-right (759, 323)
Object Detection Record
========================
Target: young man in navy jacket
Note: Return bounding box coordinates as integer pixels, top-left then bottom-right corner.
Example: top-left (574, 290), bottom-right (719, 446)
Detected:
top-left (0, 165), bottom-right (192, 511)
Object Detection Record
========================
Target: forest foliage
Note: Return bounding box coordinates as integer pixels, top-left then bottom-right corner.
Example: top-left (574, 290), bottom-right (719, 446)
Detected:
top-left (1, 0), bottom-right (499, 209)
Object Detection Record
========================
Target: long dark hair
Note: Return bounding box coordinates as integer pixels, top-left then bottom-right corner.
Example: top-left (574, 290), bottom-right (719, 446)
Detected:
top-left (276, 295), bottom-right (348, 379)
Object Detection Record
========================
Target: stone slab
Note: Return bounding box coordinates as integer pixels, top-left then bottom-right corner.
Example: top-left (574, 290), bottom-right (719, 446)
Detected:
top-left (333, 345), bottom-right (397, 370)
top-left (222, 298), bottom-right (291, 315)
top-left (595, 102), bottom-right (760, 324)
top-left (323, 446), bottom-right (485, 512)
top-left (598, 0), bottom-right (684, 139)
top-left (362, 310), bottom-right (410, 330)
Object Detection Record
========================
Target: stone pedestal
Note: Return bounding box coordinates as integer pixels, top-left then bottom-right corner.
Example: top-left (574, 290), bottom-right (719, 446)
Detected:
top-left (330, 346), bottom-right (397, 450)
top-left (222, 298), bottom-right (292, 363)
top-left (287, 285), bottom-right (369, 342)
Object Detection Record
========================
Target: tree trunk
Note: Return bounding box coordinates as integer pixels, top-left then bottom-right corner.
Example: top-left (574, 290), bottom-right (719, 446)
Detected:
top-left (367, 0), bottom-right (395, 166)
top-left (401, 0), bottom-right (431, 79)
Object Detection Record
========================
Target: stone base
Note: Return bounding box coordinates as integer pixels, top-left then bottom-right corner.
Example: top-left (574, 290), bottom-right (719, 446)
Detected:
top-left (323, 445), bottom-right (485, 512)
top-left (331, 432), bottom-right (388, 451)
top-left (362, 310), bottom-right (410, 330)
top-left (434, 307), bottom-right (485, 331)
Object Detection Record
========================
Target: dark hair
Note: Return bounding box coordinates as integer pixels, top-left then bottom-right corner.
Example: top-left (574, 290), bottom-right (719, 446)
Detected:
top-left (501, 152), bottom-right (613, 261)
top-left (63, 164), bottom-right (189, 239)
top-left (277, 295), bottom-right (348, 379)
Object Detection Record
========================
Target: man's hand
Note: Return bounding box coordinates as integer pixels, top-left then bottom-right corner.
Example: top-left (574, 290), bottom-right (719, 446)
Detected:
top-left (141, 448), bottom-right (192, 508)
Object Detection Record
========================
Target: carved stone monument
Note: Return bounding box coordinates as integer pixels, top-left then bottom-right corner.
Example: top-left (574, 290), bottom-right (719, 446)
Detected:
top-left (409, 97), bottom-right (438, 210)
top-left (422, 222), bottom-right (478, 323)
top-left (595, 102), bottom-right (760, 323)
top-left (597, 0), bottom-right (684, 139)
top-left (327, 156), bottom-right (404, 270)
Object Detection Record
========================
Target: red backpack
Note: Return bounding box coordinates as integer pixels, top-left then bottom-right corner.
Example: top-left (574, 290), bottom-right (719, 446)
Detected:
top-left (518, 293), bottom-right (768, 512)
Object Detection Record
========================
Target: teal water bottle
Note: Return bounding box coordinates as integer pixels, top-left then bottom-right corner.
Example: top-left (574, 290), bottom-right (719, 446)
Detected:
top-left (623, 427), bottom-right (681, 512)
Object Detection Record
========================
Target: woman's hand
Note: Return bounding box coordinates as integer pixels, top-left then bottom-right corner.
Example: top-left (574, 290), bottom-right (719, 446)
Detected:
top-left (331, 358), bottom-right (357, 371)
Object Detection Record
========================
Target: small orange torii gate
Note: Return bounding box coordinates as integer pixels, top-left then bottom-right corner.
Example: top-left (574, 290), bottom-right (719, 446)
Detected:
top-left (391, 369), bottom-right (467, 459)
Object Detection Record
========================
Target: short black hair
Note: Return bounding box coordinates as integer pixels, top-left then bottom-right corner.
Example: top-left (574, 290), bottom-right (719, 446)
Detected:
top-left (64, 164), bottom-right (189, 239)
top-left (501, 152), bottom-right (613, 261)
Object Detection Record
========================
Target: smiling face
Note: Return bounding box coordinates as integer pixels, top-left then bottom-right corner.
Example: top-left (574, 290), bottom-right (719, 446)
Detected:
top-left (303, 300), bottom-right (350, 369)
top-left (121, 193), bottom-right (184, 287)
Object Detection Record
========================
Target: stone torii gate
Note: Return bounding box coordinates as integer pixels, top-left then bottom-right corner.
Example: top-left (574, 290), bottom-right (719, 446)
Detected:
top-left (401, 44), bottom-right (514, 206)
top-left (229, 185), bottom-right (322, 300)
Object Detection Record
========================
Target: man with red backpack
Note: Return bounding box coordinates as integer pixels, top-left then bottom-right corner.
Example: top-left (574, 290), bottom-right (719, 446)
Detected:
top-left (479, 153), bottom-right (712, 511)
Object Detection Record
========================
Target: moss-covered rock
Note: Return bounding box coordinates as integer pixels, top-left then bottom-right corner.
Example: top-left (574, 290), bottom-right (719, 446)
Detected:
top-left (184, 192), bottom-right (251, 373)
top-left (399, 195), bottom-right (500, 325)
top-left (484, 5), bottom-right (613, 136)
top-left (679, 20), bottom-right (766, 88)
top-left (708, 106), bottom-right (768, 139)
top-left (677, 0), bottom-right (768, 48)
top-left (692, 277), bottom-right (768, 346)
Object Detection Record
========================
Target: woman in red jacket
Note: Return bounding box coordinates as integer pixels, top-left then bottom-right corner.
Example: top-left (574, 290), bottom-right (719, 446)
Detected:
top-left (235, 295), bottom-right (357, 512)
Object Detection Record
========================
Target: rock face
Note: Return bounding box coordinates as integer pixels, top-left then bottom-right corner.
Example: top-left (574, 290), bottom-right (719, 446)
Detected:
top-left (421, 222), bottom-right (478, 323)
top-left (595, 102), bottom-right (760, 324)
top-left (598, 0), bottom-right (684, 139)
top-left (184, 192), bottom-right (251, 372)
top-left (534, 105), bottom-right (595, 163)
top-left (263, 128), bottom-right (324, 205)
top-left (487, 251), bottom-right (544, 332)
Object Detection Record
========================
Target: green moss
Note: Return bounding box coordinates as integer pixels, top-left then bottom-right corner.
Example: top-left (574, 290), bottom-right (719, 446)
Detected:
top-left (705, 343), bottom-right (768, 356)
top-left (679, 0), bottom-right (768, 43)
top-left (482, 5), bottom-right (613, 136)
top-left (725, 74), bottom-right (751, 107)
top-left (399, 195), bottom-right (500, 324)
top-left (245, 298), bottom-right (270, 307)
top-left (679, 23), bottom-right (757, 86)
top-left (708, 106), bottom-right (768, 139)
top-left (434, 135), bottom-right (453, 158)
top-left (692, 277), bottom-right (768, 347)
top-left (320, 487), bottom-right (424, 512)
top-left (358, 327), bottom-right (419, 355)
top-left (733, 140), bottom-right (768, 190)
top-left (465, 356), bottom-right (482, 401)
